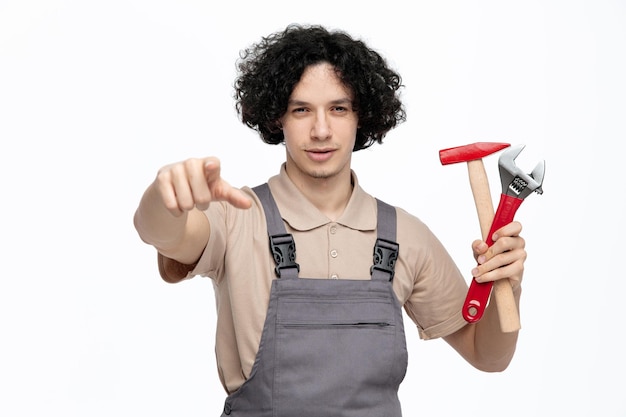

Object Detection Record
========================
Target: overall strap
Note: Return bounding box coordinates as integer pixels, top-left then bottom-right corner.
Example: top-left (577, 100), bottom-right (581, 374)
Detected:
top-left (253, 183), bottom-right (300, 279)
top-left (253, 183), bottom-right (399, 282)
top-left (370, 199), bottom-right (400, 282)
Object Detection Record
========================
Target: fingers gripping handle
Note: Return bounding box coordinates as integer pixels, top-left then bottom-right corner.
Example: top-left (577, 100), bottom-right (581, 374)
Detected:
top-left (462, 194), bottom-right (523, 324)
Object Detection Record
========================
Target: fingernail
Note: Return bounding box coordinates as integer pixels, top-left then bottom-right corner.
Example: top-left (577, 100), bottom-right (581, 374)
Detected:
top-left (471, 268), bottom-right (479, 277)
top-left (477, 255), bottom-right (486, 264)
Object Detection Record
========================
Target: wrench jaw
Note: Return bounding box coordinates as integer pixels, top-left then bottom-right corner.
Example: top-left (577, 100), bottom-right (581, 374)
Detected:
top-left (498, 144), bottom-right (545, 200)
top-left (529, 162), bottom-right (545, 196)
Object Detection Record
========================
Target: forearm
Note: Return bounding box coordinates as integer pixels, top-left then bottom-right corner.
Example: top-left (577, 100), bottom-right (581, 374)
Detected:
top-left (472, 285), bottom-right (522, 371)
top-left (133, 182), bottom-right (209, 265)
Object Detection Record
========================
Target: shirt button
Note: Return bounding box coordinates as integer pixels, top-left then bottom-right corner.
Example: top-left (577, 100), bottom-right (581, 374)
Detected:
top-left (330, 249), bottom-right (338, 258)
top-left (331, 274), bottom-right (338, 279)
top-left (330, 226), bottom-right (337, 234)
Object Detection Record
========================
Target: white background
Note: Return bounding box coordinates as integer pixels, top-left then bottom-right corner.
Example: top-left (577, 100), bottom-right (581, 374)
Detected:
top-left (1, 0), bottom-right (625, 416)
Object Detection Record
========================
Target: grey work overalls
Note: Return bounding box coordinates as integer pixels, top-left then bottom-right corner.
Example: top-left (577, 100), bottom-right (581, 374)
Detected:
top-left (221, 183), bottom-right (408, 417)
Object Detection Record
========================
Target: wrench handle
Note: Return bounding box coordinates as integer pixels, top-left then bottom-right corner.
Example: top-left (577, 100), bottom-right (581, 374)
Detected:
top-left (462, 194), bottom-right (523, 324)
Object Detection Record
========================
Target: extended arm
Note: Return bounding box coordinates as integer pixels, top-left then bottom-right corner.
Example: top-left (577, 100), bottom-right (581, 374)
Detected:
top-left (134, 157), bottom-right (251, 269)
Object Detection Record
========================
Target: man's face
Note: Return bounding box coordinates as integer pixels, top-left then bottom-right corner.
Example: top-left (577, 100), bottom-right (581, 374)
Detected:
top-left (280, 62), bottom-right (358, 185)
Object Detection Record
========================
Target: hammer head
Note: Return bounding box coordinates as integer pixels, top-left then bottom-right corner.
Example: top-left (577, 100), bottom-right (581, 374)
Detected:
top-left (439, 142), bottom-right (511, 165)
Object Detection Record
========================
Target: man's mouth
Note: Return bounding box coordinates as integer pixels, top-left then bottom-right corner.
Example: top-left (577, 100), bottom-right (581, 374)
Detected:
top-left (306, 148), bottom-right (335, 162)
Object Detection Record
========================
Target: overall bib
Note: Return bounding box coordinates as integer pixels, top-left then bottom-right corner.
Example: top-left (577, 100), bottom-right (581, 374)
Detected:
top-left (221, 184), bottom-right (408, 417)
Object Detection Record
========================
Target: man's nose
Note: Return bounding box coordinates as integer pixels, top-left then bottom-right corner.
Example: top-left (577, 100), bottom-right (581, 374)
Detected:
top-left (311, 112), bottom-right (331, 140)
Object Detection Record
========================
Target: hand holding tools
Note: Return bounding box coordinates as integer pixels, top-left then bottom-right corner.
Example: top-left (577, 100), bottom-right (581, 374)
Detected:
top-left (462, 144), bottom-right (544, 327)
top-left (439, 142), bottom-right (521, 332)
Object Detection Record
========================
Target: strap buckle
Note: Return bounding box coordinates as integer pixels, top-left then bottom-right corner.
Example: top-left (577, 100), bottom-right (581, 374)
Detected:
top-left (370, 238), bottom-right (399, 281)
top-left (269, 234), bottom-right (300, 278)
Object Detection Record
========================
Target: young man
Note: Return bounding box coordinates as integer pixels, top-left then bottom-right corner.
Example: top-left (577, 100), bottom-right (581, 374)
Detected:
top-left (134, 24), bottom-right (526, 416)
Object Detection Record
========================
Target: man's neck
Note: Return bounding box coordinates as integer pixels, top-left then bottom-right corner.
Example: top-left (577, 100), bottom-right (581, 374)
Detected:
top-left (285, 166), bottom-right (354, 221)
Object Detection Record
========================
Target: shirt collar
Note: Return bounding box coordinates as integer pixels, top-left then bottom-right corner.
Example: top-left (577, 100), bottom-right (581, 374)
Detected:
top-left (267, 164), bottom-right (377, 232)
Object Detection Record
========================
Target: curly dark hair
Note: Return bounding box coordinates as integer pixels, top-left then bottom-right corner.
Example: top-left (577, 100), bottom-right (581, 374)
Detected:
top-left (234, 24), bottom-right (406, 151)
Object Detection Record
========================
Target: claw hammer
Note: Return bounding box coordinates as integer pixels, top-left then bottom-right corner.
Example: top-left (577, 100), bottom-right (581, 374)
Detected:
top-left (439, 142), bottom-right (520, 333)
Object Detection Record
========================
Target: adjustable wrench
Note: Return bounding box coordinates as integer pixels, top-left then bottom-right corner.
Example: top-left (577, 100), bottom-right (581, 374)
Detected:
top-left (462, 144), bottom-right (545, 324)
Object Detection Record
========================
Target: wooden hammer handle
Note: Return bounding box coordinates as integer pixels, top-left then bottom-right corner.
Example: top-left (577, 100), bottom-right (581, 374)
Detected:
top-left (467, 160), bottom-right (521, 333)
